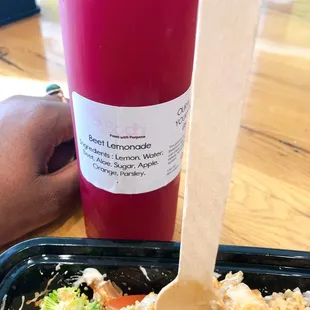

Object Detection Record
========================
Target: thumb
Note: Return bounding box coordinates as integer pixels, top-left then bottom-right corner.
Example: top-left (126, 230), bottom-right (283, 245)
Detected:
top-left (39, 160), bottom-right (80, 219)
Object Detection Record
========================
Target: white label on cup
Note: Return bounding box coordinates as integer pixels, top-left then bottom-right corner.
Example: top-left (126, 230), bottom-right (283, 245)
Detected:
top-left (72, 88), bottom-right (191, 194)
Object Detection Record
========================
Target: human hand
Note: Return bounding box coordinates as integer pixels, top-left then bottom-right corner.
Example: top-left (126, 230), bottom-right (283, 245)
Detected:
top-left (0, 95), bottom-right (79, 246)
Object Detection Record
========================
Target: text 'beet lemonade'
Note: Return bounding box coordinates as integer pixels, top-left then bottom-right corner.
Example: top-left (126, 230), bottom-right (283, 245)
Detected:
top-left (59, 0), bottom-right (199, 240)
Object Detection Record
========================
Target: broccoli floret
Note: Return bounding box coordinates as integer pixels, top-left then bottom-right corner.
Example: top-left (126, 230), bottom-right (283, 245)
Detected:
top-left (86, 300), bottom-right (102, 310)
top-left (40, 287), bottom-right (103, 310)
top-left (47, 290), bottom-right (60, 303)
top-left (57, 287), bottom-right (81, 302)
top-left (40, 294), bottom-right (58, 310)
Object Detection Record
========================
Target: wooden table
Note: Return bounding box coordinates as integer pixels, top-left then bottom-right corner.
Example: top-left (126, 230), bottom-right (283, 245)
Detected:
top-left (0, 0), bottom-right (310, 251)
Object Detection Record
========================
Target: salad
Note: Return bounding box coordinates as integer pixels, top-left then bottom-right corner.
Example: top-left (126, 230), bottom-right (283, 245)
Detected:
top-left (38, 268), bottom-right (310, 310)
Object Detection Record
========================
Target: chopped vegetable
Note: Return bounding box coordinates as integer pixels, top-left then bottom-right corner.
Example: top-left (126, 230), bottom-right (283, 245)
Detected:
top-left (39, 287), bottom-right (102, 310)
top-left (105, 295), bottom-right (146, 310)
top-left (37, 269), bottom-right (310, 310)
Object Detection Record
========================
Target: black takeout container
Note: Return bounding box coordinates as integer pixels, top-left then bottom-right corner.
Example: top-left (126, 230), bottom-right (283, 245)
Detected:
top-left (1, 237), bottom-right (310, 309)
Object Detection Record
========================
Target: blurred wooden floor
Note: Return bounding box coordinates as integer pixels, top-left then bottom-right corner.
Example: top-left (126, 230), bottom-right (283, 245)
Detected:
top-left (1, 0), bottom-right (310, 251)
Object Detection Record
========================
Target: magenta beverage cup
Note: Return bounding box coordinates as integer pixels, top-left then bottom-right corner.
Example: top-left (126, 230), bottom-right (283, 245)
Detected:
top-left (59, 0), bottom-right (199, 240)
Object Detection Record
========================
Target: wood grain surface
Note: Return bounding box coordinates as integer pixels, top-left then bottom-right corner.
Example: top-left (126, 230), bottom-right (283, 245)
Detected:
top-left (0, 0), bottom-right (310, 251)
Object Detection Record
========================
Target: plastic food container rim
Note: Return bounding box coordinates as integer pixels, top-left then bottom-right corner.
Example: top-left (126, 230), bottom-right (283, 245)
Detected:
top-left (1, 237), bottom-right (310, 265)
